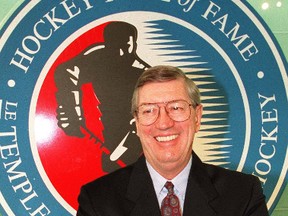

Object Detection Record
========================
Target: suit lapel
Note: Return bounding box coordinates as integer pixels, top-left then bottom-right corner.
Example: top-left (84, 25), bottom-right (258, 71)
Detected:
top-left (183, 153), bottom-right (220, 216)
top-left (125, 153), bottom-right (222, 216)
top-left (126, 156), bottom-right (161, 216)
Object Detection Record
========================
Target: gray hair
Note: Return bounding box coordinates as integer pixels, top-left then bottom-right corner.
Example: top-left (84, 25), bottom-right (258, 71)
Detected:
top-left (131, 65), bottom-right (201, 115)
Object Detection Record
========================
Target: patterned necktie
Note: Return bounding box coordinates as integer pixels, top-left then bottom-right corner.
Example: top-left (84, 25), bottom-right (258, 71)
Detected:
top-left (161, 181), bottom-right (182, 216)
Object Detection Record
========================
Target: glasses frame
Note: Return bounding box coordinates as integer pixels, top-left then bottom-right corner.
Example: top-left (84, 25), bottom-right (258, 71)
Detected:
top-left (135, 99), bottom-right (193, 126)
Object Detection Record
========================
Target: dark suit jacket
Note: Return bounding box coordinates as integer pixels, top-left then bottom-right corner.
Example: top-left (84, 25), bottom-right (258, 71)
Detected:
top-left (77, 152), bottom-right (269, 216)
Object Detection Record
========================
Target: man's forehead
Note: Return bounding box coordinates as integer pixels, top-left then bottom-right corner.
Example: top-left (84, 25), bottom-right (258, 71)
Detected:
top-left (137, 79), bottom-right (188, 103)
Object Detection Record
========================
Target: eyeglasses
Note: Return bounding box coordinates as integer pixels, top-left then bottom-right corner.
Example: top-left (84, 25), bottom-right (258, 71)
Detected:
top-left (136, 100), bottom-right (192, 126)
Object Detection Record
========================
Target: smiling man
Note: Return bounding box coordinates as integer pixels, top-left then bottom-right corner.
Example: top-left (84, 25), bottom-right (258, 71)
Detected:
top-left (132, 67), bottom-right (202, 181)
top-left (77, 65), bottom-right (269, 216)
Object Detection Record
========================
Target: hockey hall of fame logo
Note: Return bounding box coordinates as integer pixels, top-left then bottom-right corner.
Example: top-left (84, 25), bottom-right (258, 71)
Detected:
top-left (0, 0), bottom-right (287, 215)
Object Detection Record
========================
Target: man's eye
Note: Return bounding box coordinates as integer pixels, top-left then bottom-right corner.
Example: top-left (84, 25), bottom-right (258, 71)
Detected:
top-left (143, 109), bottom-right (153, 114)
top-left (173, 106), bottom-right (180, 110)
top-left (141, 107), bottom-right (156, 115)
top-left (170, 105), bottom-right (183, 110)
top-left (168, 103), bottom-right (186, 113)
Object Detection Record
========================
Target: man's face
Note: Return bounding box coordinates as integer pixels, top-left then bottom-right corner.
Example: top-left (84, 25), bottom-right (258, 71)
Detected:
top-left (135, 79), bottom-right (202, 178)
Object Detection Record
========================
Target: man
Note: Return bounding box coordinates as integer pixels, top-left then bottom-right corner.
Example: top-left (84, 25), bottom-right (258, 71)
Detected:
top-left (77, 65), bottom-right (269, 215)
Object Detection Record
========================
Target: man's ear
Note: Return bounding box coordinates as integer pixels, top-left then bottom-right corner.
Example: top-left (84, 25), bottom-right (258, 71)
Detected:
top-left (131, 117), bottom-right (139, 137)
top-left (195, 104), bottom-right (203, 132)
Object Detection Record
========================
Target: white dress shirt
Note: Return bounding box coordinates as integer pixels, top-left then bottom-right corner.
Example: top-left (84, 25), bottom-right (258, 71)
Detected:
top-left (146, 157), bottom-right (192, 211)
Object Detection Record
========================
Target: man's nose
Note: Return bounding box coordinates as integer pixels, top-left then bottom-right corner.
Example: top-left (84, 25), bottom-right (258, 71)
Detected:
top-left (155, 107), bottom-right (174, 129)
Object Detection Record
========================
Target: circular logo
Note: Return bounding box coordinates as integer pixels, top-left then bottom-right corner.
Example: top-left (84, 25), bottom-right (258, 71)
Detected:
top-left (0, 1), bottom-right (287, 215)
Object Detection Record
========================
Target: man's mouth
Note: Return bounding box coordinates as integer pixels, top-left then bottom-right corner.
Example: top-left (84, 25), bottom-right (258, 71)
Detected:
top-left (155, 135), bottom-right (178, 142)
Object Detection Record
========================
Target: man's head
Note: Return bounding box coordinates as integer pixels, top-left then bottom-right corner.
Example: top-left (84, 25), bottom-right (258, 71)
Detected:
top-left (132, 65), bottom-right (203, 179)
top-left (131, 65), bottom-right (201, 114)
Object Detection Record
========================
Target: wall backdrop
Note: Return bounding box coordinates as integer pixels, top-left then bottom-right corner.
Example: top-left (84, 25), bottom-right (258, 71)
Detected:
top-left (0, 0), bottom-right (287, 215)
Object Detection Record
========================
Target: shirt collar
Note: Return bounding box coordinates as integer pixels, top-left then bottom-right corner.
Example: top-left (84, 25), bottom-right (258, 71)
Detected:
top-left (146, 157), bottom-right (192, 198)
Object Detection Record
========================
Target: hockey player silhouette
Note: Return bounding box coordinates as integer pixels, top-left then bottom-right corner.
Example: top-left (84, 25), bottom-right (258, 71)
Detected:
top-left (54, 21), bottom-right (150, 172)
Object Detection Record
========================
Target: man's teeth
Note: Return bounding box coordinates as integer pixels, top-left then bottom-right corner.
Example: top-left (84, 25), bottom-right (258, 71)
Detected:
top-left (156, 135), bottom-right (178, 142)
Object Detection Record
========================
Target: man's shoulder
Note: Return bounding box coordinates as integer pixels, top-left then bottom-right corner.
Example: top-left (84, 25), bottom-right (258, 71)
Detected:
top-left (77, 163), bottom-right (139, 214)
top-left (82, 164), bottom-right (134, 192)
top-left (192, 153), bottom-right (259, 194)
top-left (193, 153), bottom-right (257, 183)
top-left (205, 162), bottom-right (256, 181)
top-left (192, 156), bottom-right (268, 214)
top-left (201, 161), bottom-right (260, 193)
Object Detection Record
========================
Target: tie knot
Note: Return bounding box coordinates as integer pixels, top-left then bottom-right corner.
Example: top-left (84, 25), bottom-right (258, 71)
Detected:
top-left (164, 181), bottom-right (174, 194)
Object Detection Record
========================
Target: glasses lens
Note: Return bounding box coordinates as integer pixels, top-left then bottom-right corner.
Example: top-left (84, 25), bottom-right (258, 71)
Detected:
top-left (137, 104), bottom-right (159, 125)
top-left (166, 100), bottom-right (190, 121)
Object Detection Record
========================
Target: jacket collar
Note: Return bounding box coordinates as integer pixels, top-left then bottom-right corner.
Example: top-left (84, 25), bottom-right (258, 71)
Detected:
top-left (125, 152), bottom-right (220, 216)
top-left (126, 156), bottom-right (161, 215)
top-left (183, 152), bottom-right (220, 216)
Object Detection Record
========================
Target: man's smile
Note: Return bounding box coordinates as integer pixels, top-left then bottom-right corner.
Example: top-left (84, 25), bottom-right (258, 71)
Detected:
top-left (155, 134), bottom-right (179, 142)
